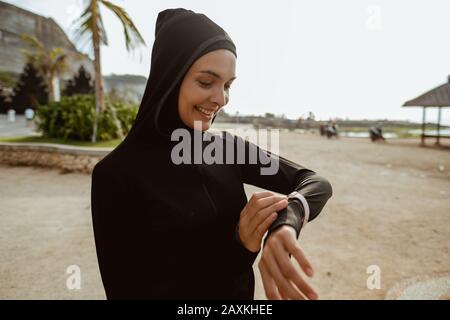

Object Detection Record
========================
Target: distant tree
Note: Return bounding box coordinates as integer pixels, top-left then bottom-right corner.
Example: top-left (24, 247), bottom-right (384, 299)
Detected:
top-left (264, 112), bottom-right (275, 118)
top-left (64, 66), bottom-right (94, 96)
top-left (0, 86), bottom-right (8, 114)
top-left (0, 71), bottom-right (19, 88)
top-left (74, 0), bottom-right (146, 142)
top-left (21, 34), bottom-right (68, 103)
top-left (10, 63), bottom-right (48, 114)
top-left (307, 112), bottom-right (315, 121)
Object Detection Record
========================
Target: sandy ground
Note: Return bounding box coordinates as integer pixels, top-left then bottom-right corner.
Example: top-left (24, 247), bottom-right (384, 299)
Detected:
top-left (1, 133), bottom-right (449, 300)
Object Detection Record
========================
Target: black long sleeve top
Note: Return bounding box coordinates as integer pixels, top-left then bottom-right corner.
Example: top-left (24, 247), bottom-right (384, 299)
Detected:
top-left (91, 132), bottom-right (332, 300)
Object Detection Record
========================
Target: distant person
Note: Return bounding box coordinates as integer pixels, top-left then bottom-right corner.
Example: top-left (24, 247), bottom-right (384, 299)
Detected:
top-left (326, 121), bottom-right (338, 139)
top-left (369, 126), bottom-right (385, 142)
top-left (24, 108), bottom-right (35, 128)
top-left (319, 123), bottom-right (326, 136)
top-left (7, 109), bottom-right (16, 122)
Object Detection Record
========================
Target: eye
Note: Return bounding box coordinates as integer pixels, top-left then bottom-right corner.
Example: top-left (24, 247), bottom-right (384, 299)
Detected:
top-left (197, 80), bottom-right (212, 88)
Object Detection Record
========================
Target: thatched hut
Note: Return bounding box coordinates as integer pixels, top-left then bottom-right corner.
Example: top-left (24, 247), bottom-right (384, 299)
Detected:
top-left (403, 76), bottom-right (450, 145)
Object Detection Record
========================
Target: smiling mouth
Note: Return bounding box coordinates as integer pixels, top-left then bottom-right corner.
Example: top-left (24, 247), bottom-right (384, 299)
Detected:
top-left (194, 105), bottom-right (216, 117)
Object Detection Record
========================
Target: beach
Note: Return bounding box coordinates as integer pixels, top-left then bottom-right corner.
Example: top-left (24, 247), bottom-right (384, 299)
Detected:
top-left (1, 132), bottom-right (449, 299)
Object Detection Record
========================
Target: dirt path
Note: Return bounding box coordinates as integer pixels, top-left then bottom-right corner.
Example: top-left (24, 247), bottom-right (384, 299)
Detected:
top-left (1, 133), bottom-right (449, 299)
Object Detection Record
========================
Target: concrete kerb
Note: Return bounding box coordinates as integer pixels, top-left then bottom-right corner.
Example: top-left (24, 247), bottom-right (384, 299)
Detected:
top-left (0, 142), bottom-right (112, 174)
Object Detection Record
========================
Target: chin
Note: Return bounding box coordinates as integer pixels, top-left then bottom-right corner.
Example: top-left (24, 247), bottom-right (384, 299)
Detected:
top-left (188, 117), bottom-right (212, 131)
top-left (194, 121), bottom-right (211, 131)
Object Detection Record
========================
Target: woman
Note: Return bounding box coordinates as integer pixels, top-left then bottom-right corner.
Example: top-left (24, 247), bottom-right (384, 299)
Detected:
top-left (91, 8), bottom-right (332, 300)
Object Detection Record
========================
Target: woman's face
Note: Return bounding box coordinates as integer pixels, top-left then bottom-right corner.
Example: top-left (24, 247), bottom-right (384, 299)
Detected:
top-left (178, 49), bottom-right (236, 131)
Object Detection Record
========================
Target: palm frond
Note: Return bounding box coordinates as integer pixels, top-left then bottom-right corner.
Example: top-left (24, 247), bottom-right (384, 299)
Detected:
top-left (97, 10), bottom-right (109, 45)
top-left (20, 33), bottom-right (46, 53)
top-left (73, 0), bottom-right (108, 47)
top-left (100, 0), bottom-right (146, 51)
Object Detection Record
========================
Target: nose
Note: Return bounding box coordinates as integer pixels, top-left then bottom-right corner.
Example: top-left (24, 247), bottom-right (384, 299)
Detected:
top-left (210, 86), bottom-right (228, 109)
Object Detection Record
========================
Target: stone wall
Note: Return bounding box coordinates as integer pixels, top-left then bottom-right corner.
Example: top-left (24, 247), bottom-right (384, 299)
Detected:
top-left (0, 142), bottom-right (110, 174)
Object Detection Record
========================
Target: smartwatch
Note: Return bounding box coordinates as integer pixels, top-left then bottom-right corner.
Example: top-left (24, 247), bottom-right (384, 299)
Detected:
top-left (287, 191), bottom-right (310, 232)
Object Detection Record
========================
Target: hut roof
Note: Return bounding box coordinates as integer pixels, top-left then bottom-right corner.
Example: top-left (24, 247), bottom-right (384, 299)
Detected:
top-left (403, 76), bottom-right (450, 107)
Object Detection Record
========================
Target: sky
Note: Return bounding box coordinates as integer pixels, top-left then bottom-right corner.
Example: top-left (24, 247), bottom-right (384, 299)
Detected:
top-left (4, 0), bottom-right (450, 123)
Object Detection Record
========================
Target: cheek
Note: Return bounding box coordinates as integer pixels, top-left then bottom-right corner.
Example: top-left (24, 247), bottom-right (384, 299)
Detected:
top-left (179, 85), bottom-right (201, 119)
top-left (179, 83), bottom-right (191, 104)
top-left (184, 86), bottom-right (206, 108)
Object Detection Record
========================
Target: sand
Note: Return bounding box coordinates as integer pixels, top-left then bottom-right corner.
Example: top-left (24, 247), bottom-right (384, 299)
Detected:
top-left (1, 132), bottom-right (449, 299)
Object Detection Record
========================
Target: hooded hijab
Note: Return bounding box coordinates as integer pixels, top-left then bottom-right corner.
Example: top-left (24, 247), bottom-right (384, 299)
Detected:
top-left (91, 8), bottom-right (332, 300)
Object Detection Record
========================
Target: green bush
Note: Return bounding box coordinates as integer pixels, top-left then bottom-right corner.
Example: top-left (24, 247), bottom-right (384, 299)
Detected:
top-left (36, 94), bottom-right (138, 141)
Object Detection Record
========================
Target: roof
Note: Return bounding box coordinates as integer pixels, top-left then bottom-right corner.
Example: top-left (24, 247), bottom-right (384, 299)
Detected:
top-left (403, 76), bottom-right (450, 107)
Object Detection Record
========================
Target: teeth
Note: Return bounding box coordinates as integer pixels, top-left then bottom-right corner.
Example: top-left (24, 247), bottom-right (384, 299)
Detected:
top-left (196, 106), bottom-right (215, 116)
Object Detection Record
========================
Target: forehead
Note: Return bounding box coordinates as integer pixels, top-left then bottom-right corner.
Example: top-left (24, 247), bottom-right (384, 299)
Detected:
top-left (189, 49), bottom-right (236, 78)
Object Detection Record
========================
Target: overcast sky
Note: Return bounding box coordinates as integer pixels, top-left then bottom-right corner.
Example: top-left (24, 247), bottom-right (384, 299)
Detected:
top-left (5, 0), bottom-right (450, 123)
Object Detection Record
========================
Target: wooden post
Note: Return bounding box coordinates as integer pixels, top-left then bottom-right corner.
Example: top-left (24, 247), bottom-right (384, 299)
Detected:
top-left (421, 107), bottom-right (426, 146)
top-left (436, 107), bottom-right (441, 145)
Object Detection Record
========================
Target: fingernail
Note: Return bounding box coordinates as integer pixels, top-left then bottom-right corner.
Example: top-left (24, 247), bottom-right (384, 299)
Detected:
top-left (306, 268), bottom-right (314, 277)
top-left (308, 292), bottom-right (319, 300)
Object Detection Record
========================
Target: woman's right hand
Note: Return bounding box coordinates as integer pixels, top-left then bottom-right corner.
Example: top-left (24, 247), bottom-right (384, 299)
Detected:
top-left (237, 191), bottom-right (288, 253)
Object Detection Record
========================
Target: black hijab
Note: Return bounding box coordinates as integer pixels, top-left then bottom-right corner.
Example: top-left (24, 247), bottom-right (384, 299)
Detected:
top-left (126, 8), bottom-right (236, 141)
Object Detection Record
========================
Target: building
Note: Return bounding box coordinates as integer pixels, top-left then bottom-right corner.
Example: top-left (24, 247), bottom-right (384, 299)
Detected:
top-left (0, 1), bottom-right (94, 79)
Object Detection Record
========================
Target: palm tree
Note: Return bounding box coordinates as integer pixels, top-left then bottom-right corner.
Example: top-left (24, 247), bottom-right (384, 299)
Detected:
top-left (74, 0), bottom-right (146, 143)
top-left (20, 34), bottom-right (68, 103)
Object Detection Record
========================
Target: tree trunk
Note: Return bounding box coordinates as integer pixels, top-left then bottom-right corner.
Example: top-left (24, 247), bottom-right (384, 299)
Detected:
top-left (52, 76), bottom-right (61, 102)
top-left (91, 3), bottom-right (104, 143)
top-left (47, 75), bottom-right (54, 103)
top-left (92, 45), bottom-right (103, 143)
top-left (107, 100), bottom-right (125, 140)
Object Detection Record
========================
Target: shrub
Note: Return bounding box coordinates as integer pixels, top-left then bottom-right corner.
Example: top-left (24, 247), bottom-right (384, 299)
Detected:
top-left (36, 94), bottom-right (137, 141)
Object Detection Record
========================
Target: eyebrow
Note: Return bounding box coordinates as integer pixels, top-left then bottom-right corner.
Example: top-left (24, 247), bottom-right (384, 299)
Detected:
top-left (198, 70), bottom-right (236, 81)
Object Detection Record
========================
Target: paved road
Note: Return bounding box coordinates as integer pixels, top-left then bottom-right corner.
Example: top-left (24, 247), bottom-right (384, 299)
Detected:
top-left (1, 133), bottom-right (449, 299)
top-left (0, 114), bottom-right (39, 137)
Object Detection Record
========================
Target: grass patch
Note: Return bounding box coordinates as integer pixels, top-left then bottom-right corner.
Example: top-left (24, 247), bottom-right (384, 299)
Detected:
top-left (0, 135), bottom-right (121, 148)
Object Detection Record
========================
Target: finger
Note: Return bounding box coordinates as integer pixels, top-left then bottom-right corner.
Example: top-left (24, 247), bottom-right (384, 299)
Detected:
top-left (249, 191), bottom-right (275, 203)
top-left (240, 191), bottom-right (275, 219)
top-left (280, 290), bottom-right (292, 300)
top-left (250, 194), bottom-right (287, 213)
top-left (254, 212), bottom-right (278, 239)
top-left (238, 212), bottom-right (277, 254)
top-left (247, 195), bottom-right (287, 223)
top-left (249, 198), bottom-right (288, 233)
top-left (238, 201), bottom-right (278, 244)
top-left (286, 240), bottom-right (315, 278)
top-left (262, 245), bottom-right (305, 300)
top-left (274, 240), bottom-right (318, 300)
top-left (279, 289), bottom-right (291, 300)
top-left (259, 260), bottom-right (282, 300)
